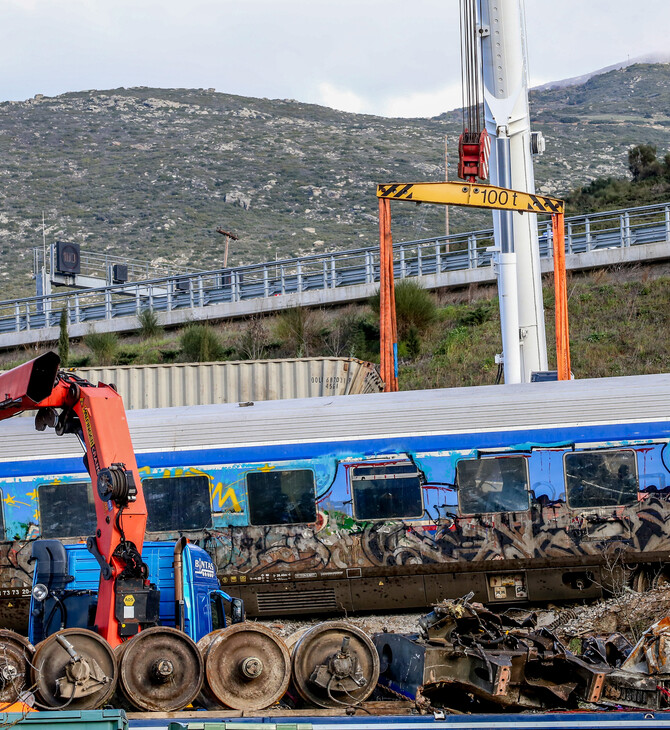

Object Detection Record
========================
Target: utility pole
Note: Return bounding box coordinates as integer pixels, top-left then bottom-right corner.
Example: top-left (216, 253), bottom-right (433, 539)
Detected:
top-left (216, 228), bottom-right (239, 268)
top-left (36, 212), bottom-right (52, 313)
top-left (444, 136), bottom-right (450, 241)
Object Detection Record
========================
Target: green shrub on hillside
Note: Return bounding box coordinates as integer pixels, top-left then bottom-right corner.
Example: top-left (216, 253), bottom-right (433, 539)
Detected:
top-left (322, 307), bottom-right (367, 358)
top-left (179, 324), bottom-right (224, 362)
top-left (239, 315), bottom-right (270, 360)
top-left (567, 144), bottom-right (670, 213)
top-left (275, 307), bottom-right (321, 358)
top-left (369, 279), bottom-right (437, 338)
top-left (84, 330), bottom-right (118, 366)
top-left (405, 325), bottom-right (421, 359)
top-left (138, 308), bottom-right (162, 340)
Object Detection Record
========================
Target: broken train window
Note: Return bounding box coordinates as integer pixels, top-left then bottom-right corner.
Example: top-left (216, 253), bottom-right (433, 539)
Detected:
top-left (142, 475), bottom-right (212, 531)
top-left (565, 449), bottom-right (638, 509)
top-left (246, 469), bottom-right (317, 526)
top-left (350, 462), bottom-right (423, 521)
top-left (38, 481), bottom-right (96, 538)
top-left (457, 456), bottom-right (530, 514)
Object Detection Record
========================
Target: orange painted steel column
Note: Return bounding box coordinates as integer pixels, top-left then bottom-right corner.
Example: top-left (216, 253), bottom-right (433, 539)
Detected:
top-left (378, 198), bottom-right (398, 392)
top-left (378, 198), bottom-right (389, 388)
top-left (552, 212), bottom-right (571, 380)
top-left (387, 212), bottom-right (398, 392)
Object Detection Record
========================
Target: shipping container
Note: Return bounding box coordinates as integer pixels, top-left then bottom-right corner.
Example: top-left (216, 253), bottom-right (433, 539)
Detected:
top-left (73, 357), bottom-right (383, 410)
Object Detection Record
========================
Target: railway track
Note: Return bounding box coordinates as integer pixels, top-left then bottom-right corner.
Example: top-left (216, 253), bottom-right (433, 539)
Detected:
top-left (5, 708), bottom-right (670, 730)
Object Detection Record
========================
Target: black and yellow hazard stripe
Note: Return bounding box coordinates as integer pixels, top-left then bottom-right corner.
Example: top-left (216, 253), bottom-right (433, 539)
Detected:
top-left (377, 181), bottom-right (564, 215)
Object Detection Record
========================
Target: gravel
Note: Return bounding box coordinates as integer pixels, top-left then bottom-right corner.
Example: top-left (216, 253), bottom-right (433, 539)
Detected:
top-left (256, 585), bottom-right (670, 644)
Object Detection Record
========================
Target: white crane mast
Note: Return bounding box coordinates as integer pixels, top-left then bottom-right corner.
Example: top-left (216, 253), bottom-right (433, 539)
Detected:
top-left (478, 0), bottom-right (548, 382)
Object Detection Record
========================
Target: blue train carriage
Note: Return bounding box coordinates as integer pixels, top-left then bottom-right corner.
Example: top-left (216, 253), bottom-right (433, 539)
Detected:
top-left (1, 372), bottom-right (670, 629)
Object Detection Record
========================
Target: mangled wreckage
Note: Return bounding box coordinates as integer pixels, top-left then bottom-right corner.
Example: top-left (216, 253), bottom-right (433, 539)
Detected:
top-left (373, 594), bottom-right (670, 712)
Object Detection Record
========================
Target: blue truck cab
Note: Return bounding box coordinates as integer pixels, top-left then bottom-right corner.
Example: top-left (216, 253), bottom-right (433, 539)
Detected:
top-left (29, 539), bottom-right (244, 645)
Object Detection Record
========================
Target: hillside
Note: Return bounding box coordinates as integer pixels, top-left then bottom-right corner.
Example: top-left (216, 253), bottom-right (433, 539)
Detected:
top-left (0, 63), bottom-right (669, 300)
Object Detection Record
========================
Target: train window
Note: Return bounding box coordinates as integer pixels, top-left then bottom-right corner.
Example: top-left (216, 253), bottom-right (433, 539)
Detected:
top-left (246, 469), bottom-right (316, 525)
top-left (457, 457), bottom-right (530, 514)
top-left (565, 449), bottom-right (638, 509)
top-left (142, 476), bottom-right (212, 531)
top-left (38, 482), bottom-right (96, 538)
top-left (351, 463), bottom-right (423, 521)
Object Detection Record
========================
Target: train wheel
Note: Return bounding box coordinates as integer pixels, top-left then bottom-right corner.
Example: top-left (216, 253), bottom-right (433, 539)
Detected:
top-left (291, 621), bottom-right (379, 708)
top-left (631, 567), bottom-right (650, 593)
top-left (0, 630), bottom-right (34, 704)
top-left (284, 626), bottom-right (311, 653)
top-left (194, 630), bottom-right (226, 710)
top-left (201, 624), bottom-right (290, 711)
top-left (31, 628), bottom-right (117, 709)
top-left (652, 565), bottom-right (670, 590)
top-left (117, 626), bottom-right (203, 712)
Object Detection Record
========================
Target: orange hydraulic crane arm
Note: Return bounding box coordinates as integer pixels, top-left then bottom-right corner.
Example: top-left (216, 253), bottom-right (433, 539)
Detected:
top-left (0, 352), bottom-right (151, 648)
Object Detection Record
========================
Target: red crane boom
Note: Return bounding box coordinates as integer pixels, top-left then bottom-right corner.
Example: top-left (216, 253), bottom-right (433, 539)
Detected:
top-left (0, 352), bottom-right (150, 648)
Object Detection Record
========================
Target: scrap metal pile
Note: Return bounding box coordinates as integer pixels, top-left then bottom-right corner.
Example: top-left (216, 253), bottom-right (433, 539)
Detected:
top-left (373, 593), bottom-right (670, 713)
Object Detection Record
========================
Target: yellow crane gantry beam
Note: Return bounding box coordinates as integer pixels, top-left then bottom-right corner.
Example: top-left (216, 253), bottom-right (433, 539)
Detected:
top-left (377, 181), bottom-right (564, 216)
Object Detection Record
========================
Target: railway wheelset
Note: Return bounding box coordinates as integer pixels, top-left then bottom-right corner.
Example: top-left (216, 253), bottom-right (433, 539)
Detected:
top-left (0, 620), bottom-right (380, 713)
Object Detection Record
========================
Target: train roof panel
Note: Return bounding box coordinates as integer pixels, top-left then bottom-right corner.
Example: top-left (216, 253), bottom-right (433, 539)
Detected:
top-left (1, 372), bottom-right (669, 463)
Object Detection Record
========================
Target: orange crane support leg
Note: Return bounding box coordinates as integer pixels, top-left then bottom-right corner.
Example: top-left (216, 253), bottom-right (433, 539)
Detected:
top-left (552, 213), bottom-right (571, 380)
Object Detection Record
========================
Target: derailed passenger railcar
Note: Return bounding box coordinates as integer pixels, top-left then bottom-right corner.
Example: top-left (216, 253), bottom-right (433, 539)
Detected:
top-left (1, 373), bottom-right (670, 630)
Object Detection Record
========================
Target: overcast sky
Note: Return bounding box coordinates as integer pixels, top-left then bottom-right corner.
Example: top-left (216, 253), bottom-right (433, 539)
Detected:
top-left (3, 0), bottom-right (669, 117)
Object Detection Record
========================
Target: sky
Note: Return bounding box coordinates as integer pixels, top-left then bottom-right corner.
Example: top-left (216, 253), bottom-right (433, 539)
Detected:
top-left (2, 0), bottom-right (670, 118)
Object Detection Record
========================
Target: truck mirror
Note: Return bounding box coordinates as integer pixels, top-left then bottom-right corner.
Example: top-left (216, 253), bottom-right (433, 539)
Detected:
top-left (231, 598), bottom-right (245, 624)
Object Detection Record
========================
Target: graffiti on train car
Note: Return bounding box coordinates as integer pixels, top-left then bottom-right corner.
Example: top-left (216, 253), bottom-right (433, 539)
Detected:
top-left (206, 493), bottom-right (670, 579)
top-left (0, 456), bottom-right (341, 541)
top-left (197, 442), bottom-right (670, 590)
top-left (1, 438), bottom-right (670, 628)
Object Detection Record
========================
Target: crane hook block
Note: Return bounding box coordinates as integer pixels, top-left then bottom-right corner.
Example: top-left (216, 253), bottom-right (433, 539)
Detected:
top-left (458, 128), bottom-right (491, 183)
top-left (97, 463), bottom-right (137, 506)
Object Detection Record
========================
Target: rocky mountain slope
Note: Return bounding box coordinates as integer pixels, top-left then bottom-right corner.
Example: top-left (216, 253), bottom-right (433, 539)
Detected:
top-left (0, 63), bottom-right (668, 300)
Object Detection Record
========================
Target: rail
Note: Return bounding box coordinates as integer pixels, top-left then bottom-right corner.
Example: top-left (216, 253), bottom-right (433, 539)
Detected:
top-left (2, 201), bottom-right (669, 339)
top-left (125, 710), bottom-right (670, 729)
